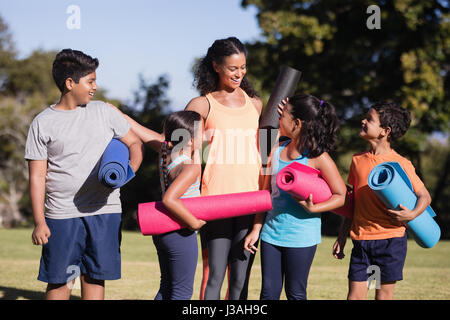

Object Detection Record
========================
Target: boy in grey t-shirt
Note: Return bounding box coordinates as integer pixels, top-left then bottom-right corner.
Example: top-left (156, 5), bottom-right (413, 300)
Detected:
top-left (25, 49), bottom-right (143, 300)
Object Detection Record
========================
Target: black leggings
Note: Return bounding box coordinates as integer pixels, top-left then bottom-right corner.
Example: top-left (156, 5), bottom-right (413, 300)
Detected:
top-left (202, 215), bottom-right (256, 300)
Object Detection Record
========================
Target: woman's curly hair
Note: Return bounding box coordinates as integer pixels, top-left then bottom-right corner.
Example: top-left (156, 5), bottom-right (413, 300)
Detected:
top-left (193, 36), bottom-right (258, 97)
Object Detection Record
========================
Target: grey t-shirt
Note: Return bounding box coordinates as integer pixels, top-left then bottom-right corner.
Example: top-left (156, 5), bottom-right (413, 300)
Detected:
top-left (25, 100), bottom-right (131, 219)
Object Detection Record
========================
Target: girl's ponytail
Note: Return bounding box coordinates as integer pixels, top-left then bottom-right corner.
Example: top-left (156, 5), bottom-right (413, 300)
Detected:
top-left (311, 100), bottom-right (339, 156)
top-left (289, 94), bottom-right (340, 158)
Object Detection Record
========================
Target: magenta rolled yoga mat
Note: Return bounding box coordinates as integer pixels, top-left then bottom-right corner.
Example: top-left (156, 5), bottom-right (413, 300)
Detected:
top-left (276, 162), bottom-right (353, 218)
top-left (137, 190), bottom-right (273, 235)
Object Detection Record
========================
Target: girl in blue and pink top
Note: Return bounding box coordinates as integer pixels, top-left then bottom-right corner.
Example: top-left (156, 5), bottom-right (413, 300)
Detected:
top-left (244, 94), bottom-right (347, 300)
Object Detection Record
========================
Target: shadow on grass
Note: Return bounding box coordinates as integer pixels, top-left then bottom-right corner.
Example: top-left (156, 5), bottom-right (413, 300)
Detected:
top-left (0, 286), bottom-right (80, 300)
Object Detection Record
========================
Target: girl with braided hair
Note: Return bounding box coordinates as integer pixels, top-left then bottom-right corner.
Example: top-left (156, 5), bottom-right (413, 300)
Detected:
top-left (116, 108), bottom-right (205, 300)
top-left (153, 110), bottom-right (205, 300)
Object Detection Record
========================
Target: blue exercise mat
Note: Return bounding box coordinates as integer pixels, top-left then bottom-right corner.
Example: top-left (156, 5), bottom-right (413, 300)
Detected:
top-left (368, 162), bottom-right (440, 248)
top-left (98, 139), bottom-right (135, 189)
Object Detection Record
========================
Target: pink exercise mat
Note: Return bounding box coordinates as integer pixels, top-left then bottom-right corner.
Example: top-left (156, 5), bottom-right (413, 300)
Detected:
top-left (276, 162), bottom-right (353, 218)
top-left (137, 190), bottom-right (273, 235)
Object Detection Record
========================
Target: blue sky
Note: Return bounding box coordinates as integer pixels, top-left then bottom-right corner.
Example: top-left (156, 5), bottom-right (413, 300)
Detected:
top-left (0, 0), bottom-right (261, 110)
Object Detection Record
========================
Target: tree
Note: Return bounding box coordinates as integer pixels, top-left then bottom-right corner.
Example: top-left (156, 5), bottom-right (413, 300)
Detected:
top-left (243, 0), bottom-right (448, 128)
top-left (0, 17), bottom-right (59, 226)
top-left (0, 15), bottom-right (16, 92)
top-left (0, 48), bottom-right (58, 226)
top-left (0, 14), bottom-right (61, 226)
top-left (241, 0), bottom-right (449, 235)
top-left (0, 98), bottom-right (29, 226)
top-left (422, 137), bottom-right (450, 237)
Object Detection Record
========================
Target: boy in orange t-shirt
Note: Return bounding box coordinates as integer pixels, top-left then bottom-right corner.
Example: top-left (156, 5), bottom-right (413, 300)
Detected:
top-left (333, 102), bottom-right (431, 300)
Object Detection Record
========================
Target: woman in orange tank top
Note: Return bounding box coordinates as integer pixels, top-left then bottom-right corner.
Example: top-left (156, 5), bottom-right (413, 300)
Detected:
top-left (186, 37), bottom-right (263, 300)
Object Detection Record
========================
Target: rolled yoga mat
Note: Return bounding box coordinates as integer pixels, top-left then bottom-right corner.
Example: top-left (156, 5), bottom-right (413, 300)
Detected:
top-left (275, 162), bottom-right (354, 218)
top-left (137, 190), bottom-right (273, 235)
top-left (368, 162), bottom-right (440, 248)
top-left (259, 65), bottom-right (302, 129)
top-left (98, 139), bottom-right (135, 189)
top-left (259, 66), bottom-right (302, 174)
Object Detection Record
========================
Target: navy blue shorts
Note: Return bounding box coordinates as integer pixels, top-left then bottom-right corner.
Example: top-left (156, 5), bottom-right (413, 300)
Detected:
top-left (348, 233), bottom-right (407, 283)
top-left (38, 213), bottom-right (122, 284)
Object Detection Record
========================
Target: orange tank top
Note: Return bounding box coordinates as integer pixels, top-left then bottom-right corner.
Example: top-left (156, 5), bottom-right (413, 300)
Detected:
top-left (201, 90), bottom-right (261, 196)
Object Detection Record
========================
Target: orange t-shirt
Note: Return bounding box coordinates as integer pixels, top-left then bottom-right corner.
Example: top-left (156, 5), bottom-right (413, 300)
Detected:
top-left (348, 150), bottom-right (425, 240)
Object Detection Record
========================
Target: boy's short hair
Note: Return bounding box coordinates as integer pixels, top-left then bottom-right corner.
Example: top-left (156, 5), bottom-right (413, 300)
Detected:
top-left (371, 102), bottom-right (411, 141)
top-left (52, 49), bottom-right (99, 92)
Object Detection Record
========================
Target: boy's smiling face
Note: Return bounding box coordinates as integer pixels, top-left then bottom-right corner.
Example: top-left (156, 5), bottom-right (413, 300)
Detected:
top-left (68, 71), bottom-right (97, 105)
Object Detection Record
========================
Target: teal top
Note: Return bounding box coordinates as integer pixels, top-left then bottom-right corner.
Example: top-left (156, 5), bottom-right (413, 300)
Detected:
top-left (260, 140), bottom-right (322, 248)
top-left (159, 154), bottom-right (201, 199)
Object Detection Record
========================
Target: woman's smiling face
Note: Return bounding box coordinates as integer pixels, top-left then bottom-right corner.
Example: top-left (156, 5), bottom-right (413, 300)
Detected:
top-left (213, 52), bottom-right (247, 90)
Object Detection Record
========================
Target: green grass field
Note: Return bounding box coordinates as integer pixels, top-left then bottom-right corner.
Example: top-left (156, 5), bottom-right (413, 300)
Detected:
top-left (0, 228), bottom-right (449, 300)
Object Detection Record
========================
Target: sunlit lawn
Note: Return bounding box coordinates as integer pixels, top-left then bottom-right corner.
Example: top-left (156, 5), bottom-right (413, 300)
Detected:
top-left (0, 228), bottom-right (449, 300)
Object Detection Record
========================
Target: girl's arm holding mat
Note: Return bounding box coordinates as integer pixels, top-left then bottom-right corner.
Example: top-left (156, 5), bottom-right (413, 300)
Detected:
top-left (162, 162), bottom-right (206, 231)
top-left (296, 152), bottom-right (347, 213)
